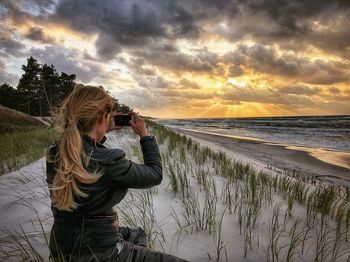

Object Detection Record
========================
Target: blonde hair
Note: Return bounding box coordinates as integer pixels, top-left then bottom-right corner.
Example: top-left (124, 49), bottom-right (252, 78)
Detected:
top-left (46, 84), bottom-right (115, 211)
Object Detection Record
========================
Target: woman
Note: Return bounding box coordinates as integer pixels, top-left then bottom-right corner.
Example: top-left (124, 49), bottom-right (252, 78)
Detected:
top-left (46, 85), bottom-right (187, 261)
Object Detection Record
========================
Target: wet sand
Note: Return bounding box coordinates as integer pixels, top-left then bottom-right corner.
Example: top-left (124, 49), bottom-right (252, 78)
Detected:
top-left (169, 127), bottom-right (350, 188)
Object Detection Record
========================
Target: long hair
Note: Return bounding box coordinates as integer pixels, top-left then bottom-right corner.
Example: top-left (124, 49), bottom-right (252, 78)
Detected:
top-left (46, 84), bottom-right (115, 211)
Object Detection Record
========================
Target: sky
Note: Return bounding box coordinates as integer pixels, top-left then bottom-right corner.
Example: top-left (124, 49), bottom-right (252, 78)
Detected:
top-left (0, 0), bottom-right (350, 119)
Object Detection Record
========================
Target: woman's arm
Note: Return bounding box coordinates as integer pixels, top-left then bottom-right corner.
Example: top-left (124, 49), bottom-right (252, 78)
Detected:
top-left (103, 135), bottom-right (162, 188)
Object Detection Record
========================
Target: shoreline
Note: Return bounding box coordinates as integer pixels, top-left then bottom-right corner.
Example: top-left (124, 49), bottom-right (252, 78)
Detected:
top-left (168, 126), bottom-right (350, 188)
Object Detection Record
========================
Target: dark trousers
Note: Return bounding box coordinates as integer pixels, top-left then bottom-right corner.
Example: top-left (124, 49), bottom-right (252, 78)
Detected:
top-left (50, 227), bottom-right (188, 262)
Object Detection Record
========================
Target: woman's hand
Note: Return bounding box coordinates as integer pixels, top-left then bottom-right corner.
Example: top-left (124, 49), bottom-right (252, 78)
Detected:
top-left (106, 112), bottom-right (124, 132)
top-left (128, 112), bottom-right (149, 138)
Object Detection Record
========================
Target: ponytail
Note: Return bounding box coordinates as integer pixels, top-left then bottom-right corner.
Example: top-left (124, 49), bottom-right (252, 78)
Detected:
top-left (47, 85), bottom-right (114, 211)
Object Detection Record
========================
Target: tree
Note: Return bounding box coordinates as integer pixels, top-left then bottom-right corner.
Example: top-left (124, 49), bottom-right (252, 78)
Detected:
top-left (0, 83), bottom-right (18, 110)
top-left (16, 57), bottom-right (42, 115)
top-left (1, 56), bottom-right (132, 116)
top-left (58, 72), bottom-right (75, 102)
top-left (13, 57), bottom-right (76, 116)
top-left (41, 64), bottom-right (58, 111)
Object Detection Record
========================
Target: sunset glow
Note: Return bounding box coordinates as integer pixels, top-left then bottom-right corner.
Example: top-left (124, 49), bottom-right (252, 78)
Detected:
top-left (1, 0), bottom-right (349, 118)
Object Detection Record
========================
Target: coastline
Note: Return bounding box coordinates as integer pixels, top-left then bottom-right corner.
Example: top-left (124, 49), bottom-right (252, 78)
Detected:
top-left (168, 126), bottom-right (350, 188)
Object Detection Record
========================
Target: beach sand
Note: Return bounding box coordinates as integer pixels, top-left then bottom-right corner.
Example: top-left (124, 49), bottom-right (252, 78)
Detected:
top-left (169, 127), bottom-right (350, 188)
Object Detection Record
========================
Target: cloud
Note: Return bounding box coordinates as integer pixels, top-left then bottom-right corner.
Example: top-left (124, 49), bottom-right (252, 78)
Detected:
top-left (224, 44), bottom-right (350, 84)
top-left (133, 75), bottom-right (202, 91)
top-left (0, 0), bottom-right (349, 117)
top-left (207, 0), bottom-right (350, 56)
top-left (0, 1), bottom-right (34, 25)
top-left (115, 85), bottom-right (212, 116)
top-left (0, 32), bottom-right (25, 58)
top-left (0, 59), bottom-right (18, 85)
top-left (25, 27), bottom-right (56, 44)
top-left (131, 45), bottom-right (216, 73)
top-left (133, 75), bottom-right (171, 89)
top-left (115, 87), bottom-right (185, 112)
top-left (29, 46), bottom-right (104, 83)
top-left (303, 59), bottom-right (350, 85)
top-left (327, 87), bottom-right (340, 94)
top-left (220, 84), bottom-right (317, 108)
top-left (178, 78), bottom-right (201, 89)
top-left (95, 34), bottom-right (121, 60)
top-left (279, 84), bottom-right (321, 96)
top-left (229, 65), bottom-right (244, 77)
top-left (158, 89), bottom-right (213, 100)
top-left (52, 0), bottom-right (198, 60)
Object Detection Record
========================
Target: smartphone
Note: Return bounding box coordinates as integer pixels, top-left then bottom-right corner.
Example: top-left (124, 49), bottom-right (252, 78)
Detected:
top-left (114, 114), bottom-right (132, 126)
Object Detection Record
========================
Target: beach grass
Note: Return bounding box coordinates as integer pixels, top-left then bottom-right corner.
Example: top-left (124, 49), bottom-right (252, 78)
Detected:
top-left (145, 119), bottom-right (350, 260)
top-left (0, 127), bottom-right (58, 175)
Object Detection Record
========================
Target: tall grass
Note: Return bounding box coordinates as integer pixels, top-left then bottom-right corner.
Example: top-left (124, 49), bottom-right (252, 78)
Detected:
top-left (146, 120), bottom-right (350, 260)
top-left (0, 127), bottom-right (58, 174)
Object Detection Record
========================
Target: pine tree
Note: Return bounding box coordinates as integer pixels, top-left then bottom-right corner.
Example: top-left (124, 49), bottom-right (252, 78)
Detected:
top-left (13, 57), bottom-right (76, 116)
top-left (41, 64), bottom-right (59, 114)
top-left (16, 57), bottom-right (42, 115)
top-left (1, 56), bottom-right (131, 116)
top-left (0, 83), bottom-right (18, 109)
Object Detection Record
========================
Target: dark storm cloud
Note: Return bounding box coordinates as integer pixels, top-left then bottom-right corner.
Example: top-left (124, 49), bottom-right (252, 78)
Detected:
top-left (239, 0), bottom-right (349, 34)
top-left (132, 42), bottom-right (218, 72)
top-left (52, 0), bottom-right (198, 59)
top-left (211, 0), bottom-right (350, 56)
top-left (29, 46), bottom-right (104, 83)
top-left (25, 27), bottom-right (56, 44)
top-left (223, 44), bottom-right (299, 76)
top-left (124, 39), bottom-right (218, 73)
top-left (224, 44), bottom-right (350, 84)
top-left (3, 0), bottom-right (350, 57)
top-left (95, 34), bottom-right (122, 61)
top-left (237, 0), bottom-right (333, 35)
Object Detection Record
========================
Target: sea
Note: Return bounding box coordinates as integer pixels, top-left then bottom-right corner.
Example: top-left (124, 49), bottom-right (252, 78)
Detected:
top-left (156, 115), bottom-right (350, 152)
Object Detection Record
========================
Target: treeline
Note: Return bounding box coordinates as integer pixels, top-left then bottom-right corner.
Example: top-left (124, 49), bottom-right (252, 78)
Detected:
top-left (0, 57), bottom-right (131, 116)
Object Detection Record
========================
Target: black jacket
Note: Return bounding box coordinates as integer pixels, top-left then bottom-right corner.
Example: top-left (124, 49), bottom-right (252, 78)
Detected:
top-left (46, 134), bottom-right (162, 255)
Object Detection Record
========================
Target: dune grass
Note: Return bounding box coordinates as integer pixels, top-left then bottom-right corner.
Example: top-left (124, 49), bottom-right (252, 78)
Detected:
top-left (0, 127), bottom-right (58, 175)
top-left (146, 119), bottom-right (350, 260)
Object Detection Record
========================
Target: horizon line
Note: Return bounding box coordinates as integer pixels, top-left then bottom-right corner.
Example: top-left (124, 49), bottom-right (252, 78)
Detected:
top-left (149, 114), bottom-right (350, 120)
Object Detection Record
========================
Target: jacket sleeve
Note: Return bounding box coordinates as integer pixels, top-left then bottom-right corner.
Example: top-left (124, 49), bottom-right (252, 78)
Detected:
top-left (103, 136), bottom-right (163, 189)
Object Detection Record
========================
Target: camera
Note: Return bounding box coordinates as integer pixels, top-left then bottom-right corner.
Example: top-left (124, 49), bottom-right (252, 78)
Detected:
top-left (114, 114), bottom-right (132, 126)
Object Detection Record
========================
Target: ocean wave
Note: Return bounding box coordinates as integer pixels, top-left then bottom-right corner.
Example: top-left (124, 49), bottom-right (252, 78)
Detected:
top-left (157, 115), bottom-right (350, 151)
